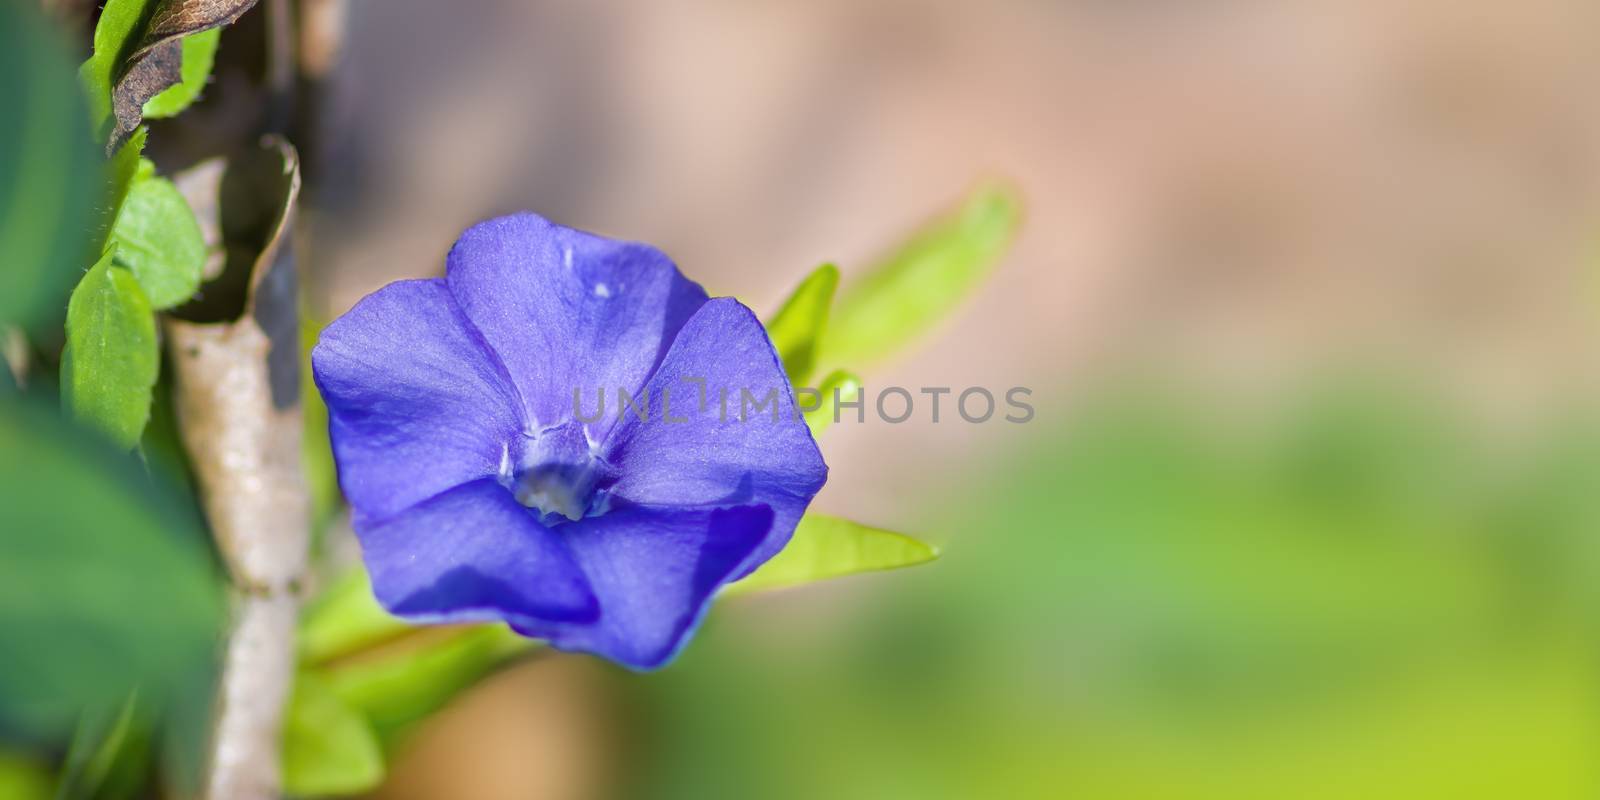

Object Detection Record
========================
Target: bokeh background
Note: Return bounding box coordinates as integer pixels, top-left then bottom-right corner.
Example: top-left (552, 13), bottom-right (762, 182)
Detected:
top-left (288, 1), bottom-right (1600, 798)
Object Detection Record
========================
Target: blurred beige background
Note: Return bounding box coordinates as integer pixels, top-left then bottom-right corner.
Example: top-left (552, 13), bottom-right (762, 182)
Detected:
top-left (299, 2), bottom-right (1600, 797)
top-left (310, 0), bottom-right (1600, 519)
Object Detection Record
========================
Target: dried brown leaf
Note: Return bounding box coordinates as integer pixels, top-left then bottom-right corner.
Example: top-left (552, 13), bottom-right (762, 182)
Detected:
top-left (107, 0), bottom-right (259, 150)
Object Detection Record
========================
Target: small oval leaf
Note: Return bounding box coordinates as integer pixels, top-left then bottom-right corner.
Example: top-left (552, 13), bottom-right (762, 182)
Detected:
top-left (725, 513), bottom-right (939, 596)
top-left (111, 164), bottom-right (206, 309)
top-left (63, 255), bottom-right (159, 449)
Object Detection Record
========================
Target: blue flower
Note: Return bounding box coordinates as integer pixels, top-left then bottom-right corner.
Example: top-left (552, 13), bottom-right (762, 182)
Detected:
top-left (312, 213), bottom-right (827, 669)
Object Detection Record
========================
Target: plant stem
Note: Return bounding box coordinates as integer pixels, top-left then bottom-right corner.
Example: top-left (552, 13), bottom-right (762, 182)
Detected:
top-left (169, 308), bottom-right (308, 800)
top-left (205, 593), bottom-right (299, 800)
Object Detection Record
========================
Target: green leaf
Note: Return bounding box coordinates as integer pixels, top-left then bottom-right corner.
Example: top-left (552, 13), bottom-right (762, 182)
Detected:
top-left (0, 752), bottom-right (52, 800)
top-left (0, 2), bottom-right (99, 329)
top-left (820, 184), bottom-right (1021, 369)
top-left (0, 400), bottom-right (224, 740)
top-left (141, 28), bottom-right (220, 119)
top-left (803, 369), bottom-right (862, 436)
top-left (300, 569), bottom-right (411, 666)
top-left (110, 162), bottom-right (206, 309)
top-left (765, 263), bottom-right (838, 385)
top-left (63, 255), bottom-right (159, 449)
top-left (281, 671), bottom-right (385, 798)
top-left (725, 513), bottom-right (939, 596)
top-left (99, 127), bottom-right (149, 252)
top-left (303, 569), bottom-right (535, 745)
top-left (82, 0), bottom-right (257, 149)
top-left (54, 694), bottom-right (153, 800)
top-left (79, 0), bottom-right (158, 136)
top-left (322, 625), bottom-right (534, 743)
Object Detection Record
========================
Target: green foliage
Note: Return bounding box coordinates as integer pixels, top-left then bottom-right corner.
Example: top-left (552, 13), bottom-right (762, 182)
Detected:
top-left (299, 570), bottom-right (410, 666)
top-left (142, 28), bottom-right (221, 119)
top-left (0, 1), bottom-right (99, 329)
top-left (100, 128), bottom-right (149, 250)
top-left (54, 695), bottom-right (152, 800)
top-left (765, 263), bottom-right (838, 385)
top-left (726, 514), bottom-right (938, 596)
top-left (297, 570), bottom-right (531, 747)
top-left (63, 254), bottom-right (159, 450)
top-left (0, 753), bottom-right (53, 800)
top-left (821, 184), bottom-right (1020, 369)
top-left (291, 510), bottom-right (936, 773)
top-left (79, 0), bottom-right (158, 136)
top-left (319, 625), bottom-right (532, 743)
top-left (632, 387), bottom-right (1600, 800)
top-left (803, 369), bottom-right (862, 435)
top-left (280, 672), bottom-right (384, 798)
top-left (110, 160), bottom-right (206, 310)
top-left (0, 400), bottom-right (223, 740)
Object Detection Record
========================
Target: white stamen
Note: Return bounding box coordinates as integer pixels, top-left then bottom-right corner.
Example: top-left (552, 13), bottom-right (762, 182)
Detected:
top-left (593, 282), bottom-right (611, 298)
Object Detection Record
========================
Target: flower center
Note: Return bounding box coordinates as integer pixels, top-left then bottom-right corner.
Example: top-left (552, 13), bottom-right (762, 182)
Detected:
top-left (503, 421), bottom-right (613, 524)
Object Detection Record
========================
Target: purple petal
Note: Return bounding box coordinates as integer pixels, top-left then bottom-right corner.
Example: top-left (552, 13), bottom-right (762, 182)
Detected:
top-left (510, 503), bottom-right (774, 669)
top-left (444, 213), bottom-right (709, 440)
top-left (313, 279), bottom-right (526, 521)
top-left (357, 478), bottom-right (597, 624)
top-left (602, 298), bottom-right (828, 575)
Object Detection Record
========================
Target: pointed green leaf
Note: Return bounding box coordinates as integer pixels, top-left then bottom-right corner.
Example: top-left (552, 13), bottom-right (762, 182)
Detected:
top-left (303, 569), bottom-right (536, 744)
top-left (765, 263), bottom-right (838, 385)
top-left (803, 369), bottom-right (862, 436)
top-left (0, 1), bottom-right (98, 329)
top-left (110, 163), bottom-right (206, 309)
top-left (300, 569), bottom-right (411, 666)
top-left (820, 184), bottom-right (1021, 368)
top-left (63, 255), bottom-right (159, 449)
top-left (321, 625), bottom-right (533, 743)
top-left (281, 671), bottom-right (384, 798)
top-left (725, 513), bottom-right (939, 596)
top-left (142, 28), bottom-right (220, 119)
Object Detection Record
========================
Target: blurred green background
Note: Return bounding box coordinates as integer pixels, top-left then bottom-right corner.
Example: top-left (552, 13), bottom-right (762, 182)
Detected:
top-left (618, 384), bottom-right (1600, 800)
top-left (362, 382), bottom-right (1600, 800)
